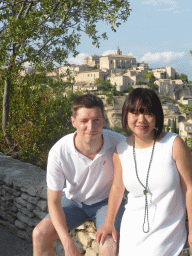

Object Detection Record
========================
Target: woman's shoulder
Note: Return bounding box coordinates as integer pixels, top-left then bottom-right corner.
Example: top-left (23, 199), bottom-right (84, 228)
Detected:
top-left (157, 131), bottom-right (178, 143)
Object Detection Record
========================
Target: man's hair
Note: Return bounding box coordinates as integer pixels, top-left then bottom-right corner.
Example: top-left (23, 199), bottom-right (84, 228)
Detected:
top-left (122, 88), bottom-right (164, 138)
top-left (71, 93), bottom-right (104, 117)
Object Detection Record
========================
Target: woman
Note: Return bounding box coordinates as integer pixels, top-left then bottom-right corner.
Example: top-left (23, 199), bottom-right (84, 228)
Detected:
top-left (96, 88), bottom-right (192, 256)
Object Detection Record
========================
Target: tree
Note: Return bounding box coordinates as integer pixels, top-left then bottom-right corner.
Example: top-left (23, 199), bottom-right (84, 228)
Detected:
top-left (143, 72), bottom-right (156, 83)
top-left (0, 0), bottom-right (131, 147)
top-left (0, 72), bottom-right (76, 167)
top-left (180, 73), bottom-right (188, 83)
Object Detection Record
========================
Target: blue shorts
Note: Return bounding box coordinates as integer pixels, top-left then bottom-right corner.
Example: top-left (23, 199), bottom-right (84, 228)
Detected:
top-left (45, 193), bottom-right (127, 232)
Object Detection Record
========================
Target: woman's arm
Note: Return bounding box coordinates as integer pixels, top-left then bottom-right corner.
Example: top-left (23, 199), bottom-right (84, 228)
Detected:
top-left (96, 149), bottom-right (125, 245)
top-left (173, 136), bottom-right (192, 251)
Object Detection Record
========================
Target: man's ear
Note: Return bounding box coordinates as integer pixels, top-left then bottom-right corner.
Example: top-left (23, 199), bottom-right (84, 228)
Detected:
top-left (71, 116), bottom-right (76, 128)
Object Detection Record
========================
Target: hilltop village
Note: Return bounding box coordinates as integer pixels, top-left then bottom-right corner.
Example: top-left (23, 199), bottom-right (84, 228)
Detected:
top-left (23, 48), bottom-right (192, 145)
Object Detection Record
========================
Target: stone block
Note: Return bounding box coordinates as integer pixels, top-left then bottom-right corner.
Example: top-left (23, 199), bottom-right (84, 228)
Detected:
top-left (27, 202), bottom-right (36, 211)
top-left (21, 193), bottom-right (28, 200)
top-left (76, 231), bottom-right (92, 247)
top-left (53, 239), bottom-right (65, 256)
top-left (4, 176), bottom-right (13, 187)
top-left (28, 217), bottom-right (41, 227)
top-left (25, 194), bottom-right (39, 205)
top-left (37, 200), bottom-right (47, 212)
top-left (17, 211), bottom-right (30, 225)
top-left (85, 247), bottom-right (98, 256)
top-left (91, 240), bottom-right (99, 253)
top-left (3, 185), bottom-right (21, 196)
top-left (33, 208), bottom-right (47, 219)
top-left (11, 205), bottom-right (18, 213)
top-left (15, 220), bottom-right (26, 230)
top-left (2, 190), bottom-right (14, 201)
top-left (15, 203), bottom-right (35, 218)
top-left (15, 197), bottom-right (27, 207)
top-left (38, 187), bottom-right (47, 200)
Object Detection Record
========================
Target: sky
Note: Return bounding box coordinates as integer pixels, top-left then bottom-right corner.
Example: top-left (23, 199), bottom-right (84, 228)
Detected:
top-left (68, 0), bottom-right (192, 81)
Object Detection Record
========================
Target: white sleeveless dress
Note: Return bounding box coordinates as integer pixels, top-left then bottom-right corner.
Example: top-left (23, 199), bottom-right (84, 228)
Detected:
top-left (116, 132), bottom-right (187, 256)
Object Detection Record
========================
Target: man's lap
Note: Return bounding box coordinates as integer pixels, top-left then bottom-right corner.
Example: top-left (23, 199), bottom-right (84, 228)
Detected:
top-left (45, 192), bottom-right (126, 232)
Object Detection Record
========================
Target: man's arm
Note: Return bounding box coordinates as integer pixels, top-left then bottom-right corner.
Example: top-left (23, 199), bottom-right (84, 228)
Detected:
top-left (47, 188), bottom-right (81, 256)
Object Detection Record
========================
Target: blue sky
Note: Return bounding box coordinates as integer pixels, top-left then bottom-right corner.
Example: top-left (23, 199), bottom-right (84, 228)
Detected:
top-left (68, 0), bottom-right (192, 81)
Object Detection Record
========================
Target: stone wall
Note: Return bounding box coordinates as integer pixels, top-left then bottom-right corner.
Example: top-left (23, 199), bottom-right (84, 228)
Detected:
top-left (0, 152), bottom-right (99, 256)
top-left (0, 152), bottom-right (191, 256)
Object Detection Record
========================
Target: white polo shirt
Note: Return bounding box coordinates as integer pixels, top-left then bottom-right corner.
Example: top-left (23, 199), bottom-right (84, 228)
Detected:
top-left (47, 129), bottom-right (125, 205)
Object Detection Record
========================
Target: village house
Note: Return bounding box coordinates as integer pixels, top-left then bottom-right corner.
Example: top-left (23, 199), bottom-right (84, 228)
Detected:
top-left (178, 96), bottom-right (192, 105)
top-left (179, 120), bottom-right (192, 142)
top-left (155, 79), bottom-right (184, 95)
top-left (152, 66), bottom-right (178, 80)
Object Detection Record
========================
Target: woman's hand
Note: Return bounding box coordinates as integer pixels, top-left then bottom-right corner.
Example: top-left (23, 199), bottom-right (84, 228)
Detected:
top-left (96, 223), bottom-right (118, 246)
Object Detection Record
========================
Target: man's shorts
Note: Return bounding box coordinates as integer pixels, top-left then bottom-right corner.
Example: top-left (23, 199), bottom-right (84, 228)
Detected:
top-left (45, 192), bottom-right (127, 232)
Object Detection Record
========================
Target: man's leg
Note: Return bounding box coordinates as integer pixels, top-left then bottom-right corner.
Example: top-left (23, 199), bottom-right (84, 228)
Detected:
top-left (84, 197), bottom-right (127, 256)
top-left (33, 218), bottom-right (58, 256)
top-left (33, 193), bottom-right (89, 256)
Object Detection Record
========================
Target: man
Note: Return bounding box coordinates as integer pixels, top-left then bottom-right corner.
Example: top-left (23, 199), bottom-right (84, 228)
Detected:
top-left (33, 94), bottom-right (126, 256)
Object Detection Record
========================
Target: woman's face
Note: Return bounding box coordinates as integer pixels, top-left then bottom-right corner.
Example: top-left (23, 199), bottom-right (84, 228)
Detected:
top-left (127, 107), bottom-right (156, 140)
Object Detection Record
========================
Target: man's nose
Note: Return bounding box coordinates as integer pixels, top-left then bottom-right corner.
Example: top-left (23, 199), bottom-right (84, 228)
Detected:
top-left (87, 121), bottom-right (94, 130)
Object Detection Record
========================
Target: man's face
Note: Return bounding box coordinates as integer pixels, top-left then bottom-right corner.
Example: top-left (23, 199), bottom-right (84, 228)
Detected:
top-left (71, 107), bottom-right (105, 145)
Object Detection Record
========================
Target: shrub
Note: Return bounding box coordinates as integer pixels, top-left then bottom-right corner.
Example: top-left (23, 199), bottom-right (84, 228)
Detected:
top-left (0, 72), bottom-right (75, 169)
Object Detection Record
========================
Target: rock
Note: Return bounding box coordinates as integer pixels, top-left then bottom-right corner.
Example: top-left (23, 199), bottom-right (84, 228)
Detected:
top-left (15, 220), bottom-right (26, 230)
top-left (37, 200), bottom-right (47, 212)
top-left (85, 247), bottom-right (98, 256)
top-left (76, 231), bottom-right (92, 247)
top-left (91, 240), bottom-right (99, 253)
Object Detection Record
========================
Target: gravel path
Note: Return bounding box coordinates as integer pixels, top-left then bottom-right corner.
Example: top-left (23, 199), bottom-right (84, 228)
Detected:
top-left (0, 225), bottom-right (33, 256)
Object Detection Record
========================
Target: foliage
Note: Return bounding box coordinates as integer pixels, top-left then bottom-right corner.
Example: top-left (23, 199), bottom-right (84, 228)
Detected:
top-left (0, 0), bottom-right (131, 148)
top-left (0, 72), bottom-right (76, 168)
top-left (93, 65), bottom-right (98, 70)
top-left (112, 125), bottom-right (132, 136)
top-left (143, 72), bottom-right (156, 83)
top-left (175, 73), bottom-right (188, 83)
top-left (128, 86), bottom-right (134, 93)
top-left (171, 118), bottom-right (177, 133)
top-left (147, 83), bottom-right (158, 91)
top-left (136, 80), bottom-right (147, 85)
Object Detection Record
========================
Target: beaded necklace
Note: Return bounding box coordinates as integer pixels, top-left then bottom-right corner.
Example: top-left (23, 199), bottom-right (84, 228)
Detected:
top-left (132, 132), bottom-right (156, 233)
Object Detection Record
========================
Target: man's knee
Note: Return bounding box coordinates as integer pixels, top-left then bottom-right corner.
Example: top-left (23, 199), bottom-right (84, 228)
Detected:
top-left (33, 218), bottom-right (58, 245)
top-left (99, 235), bottom-right (118, 255)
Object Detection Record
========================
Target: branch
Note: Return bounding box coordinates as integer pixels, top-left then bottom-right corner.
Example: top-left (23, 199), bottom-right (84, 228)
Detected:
top-left (16, 1), bottom-right (27, 19)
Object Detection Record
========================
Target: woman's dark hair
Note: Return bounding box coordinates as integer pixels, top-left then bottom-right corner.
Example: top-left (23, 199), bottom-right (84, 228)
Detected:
top-left (122, 88), bottom-right (164, 137)
top-left (72, 93), bottom-right (104, 117)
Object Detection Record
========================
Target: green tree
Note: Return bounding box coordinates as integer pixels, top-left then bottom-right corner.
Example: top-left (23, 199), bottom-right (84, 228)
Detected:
top-left (0, 72), bottom-right (76, 168)
top-left (143, 72), bottom-right (156, 83)
top-left (0, 0), bottom-right (131, 147)
top-left (171, 118), bottom-right (177, 133)
top-left (147, 83), bottom-right (158, 91)
top-left (180, 73), bottom-right (188, 83)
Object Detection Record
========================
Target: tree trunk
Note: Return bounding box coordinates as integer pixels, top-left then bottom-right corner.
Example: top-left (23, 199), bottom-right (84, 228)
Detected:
top-left (2, 76), bottom-right (12, 148)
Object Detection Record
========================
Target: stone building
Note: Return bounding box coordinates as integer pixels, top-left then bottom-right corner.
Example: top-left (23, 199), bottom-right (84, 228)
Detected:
top-left (99, 48), bottom-right (137, 72)
top-left (75, 70), bottom-right (107, 83)
top-left (152, 66), bottom-right (178, 80)
top-left (83, 55), bottom-right (100, 68)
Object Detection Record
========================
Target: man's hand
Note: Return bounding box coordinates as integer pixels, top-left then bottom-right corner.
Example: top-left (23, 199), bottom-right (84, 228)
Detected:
top-left (63, 234), bottom-right (81, 256)
top-left (96, 224), bottom-right (118, 246)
